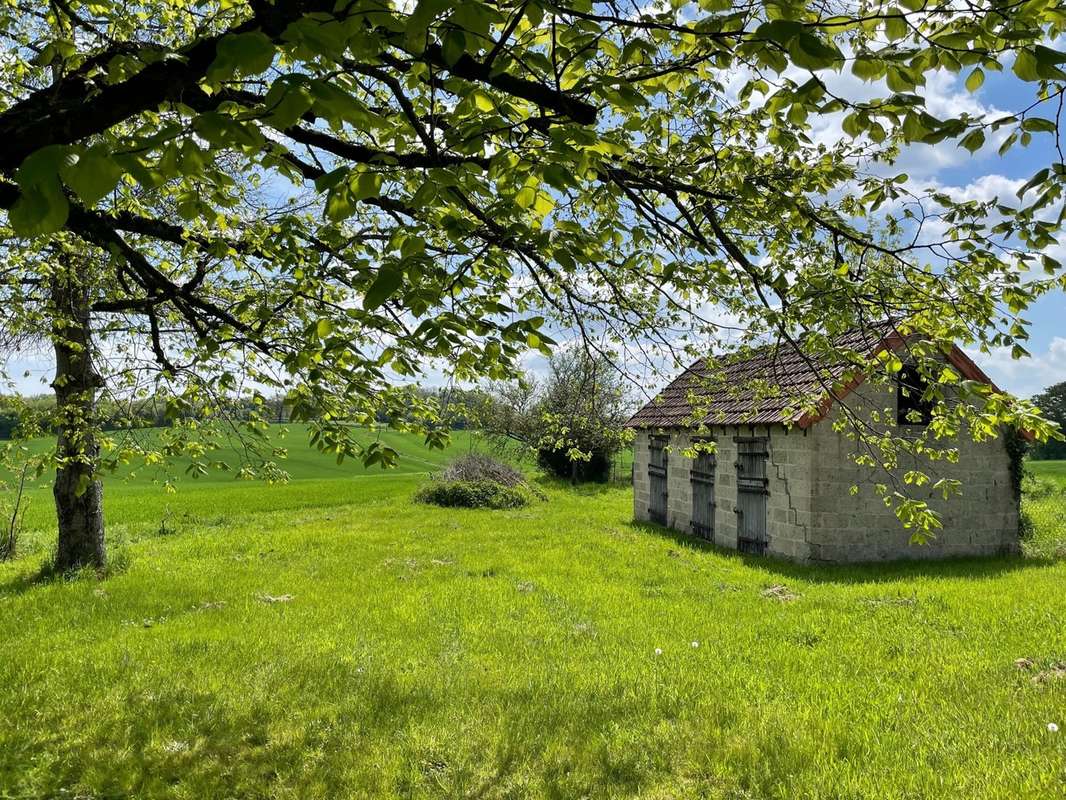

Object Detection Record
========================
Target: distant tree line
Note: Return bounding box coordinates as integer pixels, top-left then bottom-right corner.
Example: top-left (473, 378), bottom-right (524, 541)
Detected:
top-left (1030, 382), bottom-right (1066, 460)
top-left (0, 393), bottom-right (291, 440)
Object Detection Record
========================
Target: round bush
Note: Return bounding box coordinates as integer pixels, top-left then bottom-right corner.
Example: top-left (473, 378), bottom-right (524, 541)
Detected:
top-left (415, 479), bottom-right (533, 509)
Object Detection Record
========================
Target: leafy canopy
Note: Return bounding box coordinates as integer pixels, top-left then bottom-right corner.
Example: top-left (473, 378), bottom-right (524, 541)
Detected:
top-left (0, 0), bottom-right (1063, 520)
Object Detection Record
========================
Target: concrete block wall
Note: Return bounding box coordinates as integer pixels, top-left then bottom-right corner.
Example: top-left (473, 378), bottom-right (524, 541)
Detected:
top-left (807, 381), bottom-right (1020, 563)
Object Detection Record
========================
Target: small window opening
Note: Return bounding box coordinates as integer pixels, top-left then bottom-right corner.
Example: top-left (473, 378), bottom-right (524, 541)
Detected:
top-left (896, 365), bottom-right (933, 426)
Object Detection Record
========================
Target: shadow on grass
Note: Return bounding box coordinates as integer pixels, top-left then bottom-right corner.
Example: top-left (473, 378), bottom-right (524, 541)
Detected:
top-left (532, 475), bottom-right (631, 496)
top-left (628, 519), bottom-right (1058, 584)
top-left (0, 548), bottom-right (131, 597)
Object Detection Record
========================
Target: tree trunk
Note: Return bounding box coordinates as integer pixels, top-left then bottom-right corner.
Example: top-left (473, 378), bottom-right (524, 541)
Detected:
top-left (50, 276), bottom-right (105, 572)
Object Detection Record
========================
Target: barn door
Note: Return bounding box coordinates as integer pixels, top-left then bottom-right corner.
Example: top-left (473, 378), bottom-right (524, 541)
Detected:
top-left (735, 437), bottom-right (768, 555)
top-left (690, 442), bottom-right (715, 541)
top-left (648, 436), bottom-right (668, 524)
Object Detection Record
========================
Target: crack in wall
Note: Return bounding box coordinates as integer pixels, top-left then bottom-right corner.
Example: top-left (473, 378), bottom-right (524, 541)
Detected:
top-left (770, 429), bottom-right (809, 547)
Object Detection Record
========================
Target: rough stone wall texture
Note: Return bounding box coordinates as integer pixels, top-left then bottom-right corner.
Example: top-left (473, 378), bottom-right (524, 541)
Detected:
top-left (632, 384), bottom-right (1020, 563)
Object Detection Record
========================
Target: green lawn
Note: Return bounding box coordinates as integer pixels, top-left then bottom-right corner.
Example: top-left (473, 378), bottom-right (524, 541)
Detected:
top-left (1024, 460), bottom-right (1066, 560)
top-left (0, 447), bottom-right (1063, 798)
top-left (1030, 459), bottom-right (1066, 485)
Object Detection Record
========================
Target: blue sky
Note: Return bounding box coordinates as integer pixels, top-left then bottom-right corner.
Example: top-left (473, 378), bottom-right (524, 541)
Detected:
top-left (909, 63), bottom-right (1065, 397)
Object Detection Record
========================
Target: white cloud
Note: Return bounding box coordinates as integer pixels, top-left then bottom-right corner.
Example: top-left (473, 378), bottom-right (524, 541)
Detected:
top-left (973, 338), bottom-right (1066, 398)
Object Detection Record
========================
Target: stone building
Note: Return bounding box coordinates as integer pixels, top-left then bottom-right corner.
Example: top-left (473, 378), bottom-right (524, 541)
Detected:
top-left (626, 327), bottom-right (1027, 563)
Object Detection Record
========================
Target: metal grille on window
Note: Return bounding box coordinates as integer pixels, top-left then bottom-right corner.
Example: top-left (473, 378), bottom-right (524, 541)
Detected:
top-left (690, 443), bottom-right (715, 541)
top-left (648, 436), bottom-right (668, 525)
top-left (735, 437), bottom-right (769, 555)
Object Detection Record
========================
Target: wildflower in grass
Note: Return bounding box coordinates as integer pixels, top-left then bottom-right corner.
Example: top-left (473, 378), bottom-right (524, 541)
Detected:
top-left (691, 641), bottom-right (699, 648)
top-left (654, 648), bottom-right (663, 656)
top-left (1049, 723), bottom-right (1059, 733)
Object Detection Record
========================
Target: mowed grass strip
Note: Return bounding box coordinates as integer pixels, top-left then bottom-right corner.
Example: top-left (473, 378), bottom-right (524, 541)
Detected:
top-left (0, 468), bottom-right (1064, 799)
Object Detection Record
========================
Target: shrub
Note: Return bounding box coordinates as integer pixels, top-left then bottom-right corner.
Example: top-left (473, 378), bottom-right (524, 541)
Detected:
top-left (415, 479), bottom-right (534, 509)
top-left (416, 454), bottom-right (542, 509)
top-left (440, 453), bottom-right (525, 487)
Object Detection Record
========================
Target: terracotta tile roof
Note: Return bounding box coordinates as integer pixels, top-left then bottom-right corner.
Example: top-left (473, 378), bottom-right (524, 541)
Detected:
top-left (626, 323), bottom-right (945, 430)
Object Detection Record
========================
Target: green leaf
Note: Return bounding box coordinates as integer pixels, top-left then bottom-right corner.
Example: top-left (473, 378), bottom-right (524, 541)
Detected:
top-left (1012, 49), bottom-right (1039, 82)
top-left (1021, 117), bottom-right (1056, 134)
top-left (209, 32), bottom-right (276, 80)
top-left (10, 145), bottom-right (73, 235)
top-left (533, 191), bottom-right (555, 220)
top-left (352, 172), bottom-right (383, 200)
top-left (316, 319), bottom-right (333, 339)
top-left (471, 90), bottom-right (495, 112)
top-left (1034, 45), bottom-right (1066, 80)
top-left (405, 0), bottom-right (453, 50)
top-left (901, 112), bottom-right (931, 141)
top-left (448, 1), bottom-right (503, 38)
top-left (754, 20), bottom-right (804, 47)
top-left (364, 268), bottom-right (404, 311)
top-left (841, 112), bottom-right (864, 138)
top-left (262, 80), bottom-right (313, 130)
top-left (60, 149), bottom-right (123, 207)
top-left (788, 33), bottom-right (843, 71)
top-left (958, 128), bottom-right (985, 153)
top-left (851, 57), bottom-right (883, 82)
top-left (884, 11), bottom-right (907, 42)
top-left (1017, 167), bottom-right (1050, 198)
top-left (9, 181), bottom-right (69, 236)
top-left (441, 28), bottom-right (466, 66)
top-left (193, 112), bottom-right (265, 149)
top-left (965, 67), bottom-right (985, 92)
top-left (325, 183), bottom-right (355, 221)
top-left (515, 186), bottom-right (537, 208)
top-left (16, 145), bottom-right (76, 187)
top-left (283, 17), bottom-right (349, 60)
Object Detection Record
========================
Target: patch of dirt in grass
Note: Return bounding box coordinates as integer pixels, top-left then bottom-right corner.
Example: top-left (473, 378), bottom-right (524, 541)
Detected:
top-left (257, 593), bottom-right (294, 604)
top-left (862, 595), bottom-right (919, 608)
top-left (1014, 657), bottom-right (1066, 685)
top-left (572, 620), bottom-right (597, 638)
top-left (761, 584), bottom-right (801, 602)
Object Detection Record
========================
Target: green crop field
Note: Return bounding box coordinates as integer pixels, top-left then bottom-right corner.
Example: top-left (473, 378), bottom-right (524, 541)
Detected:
top-left (0, 439), bottom-right (1063, 798)
top-left (1, 425), bottom-right (493, 552)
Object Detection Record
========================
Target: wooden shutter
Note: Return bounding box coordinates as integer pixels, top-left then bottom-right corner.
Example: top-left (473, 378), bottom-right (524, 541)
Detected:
top-left (648, 436), bottom-right (668, 524)
top-left (690, 443), bottom-right (715, 541)
top-left (735, 437), bottom-right (768, 555)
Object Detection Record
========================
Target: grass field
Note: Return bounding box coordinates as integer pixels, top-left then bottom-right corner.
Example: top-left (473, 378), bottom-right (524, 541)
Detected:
top-left (0, 440), bottom-right (1063, 798)
top-left (1024, 460), bottom-right (1066, 560)
top-left (1031, 460), bottom-right (1066, 485)
top-left (1, 425), bottom-right (490, 554)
